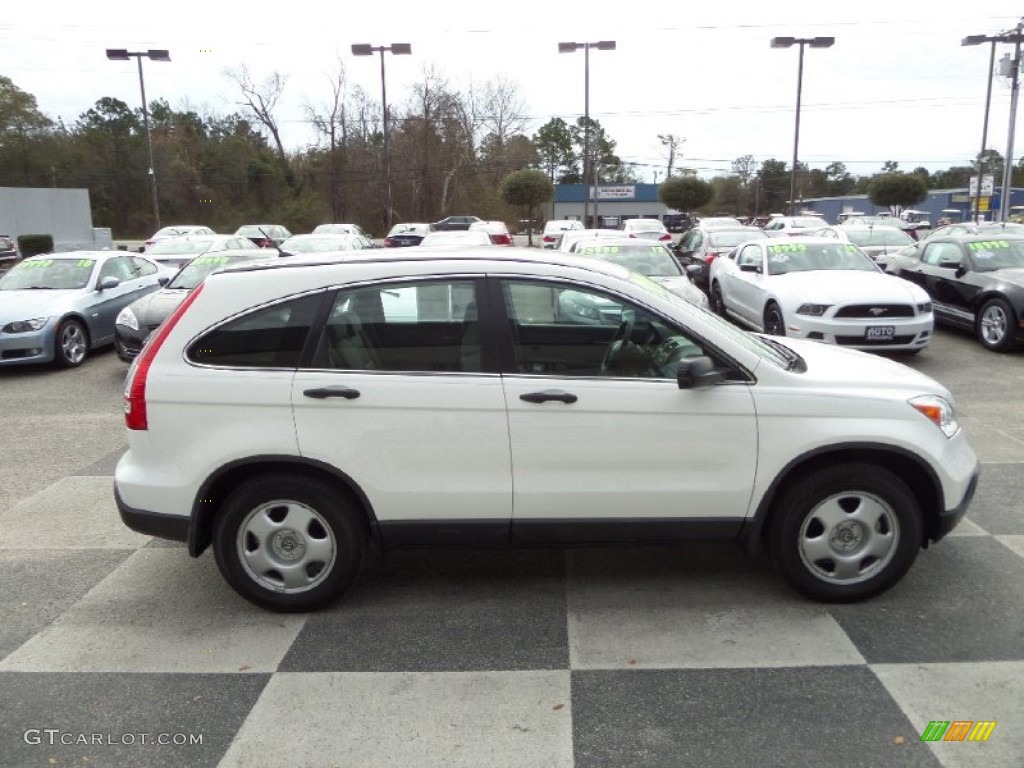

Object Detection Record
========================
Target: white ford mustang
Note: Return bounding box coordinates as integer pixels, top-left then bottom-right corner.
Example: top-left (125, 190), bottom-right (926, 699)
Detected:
top-left (708, 238), bottom-right (934, 352)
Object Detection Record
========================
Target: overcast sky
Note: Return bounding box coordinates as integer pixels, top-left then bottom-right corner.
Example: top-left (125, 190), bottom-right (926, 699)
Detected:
top-left (6, 0), bottom-right (1024, 181)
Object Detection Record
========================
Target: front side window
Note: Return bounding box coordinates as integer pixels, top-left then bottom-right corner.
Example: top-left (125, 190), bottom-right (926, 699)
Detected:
top-left (188, 294), bottom-right (321, 368)
top-left (501, 280), bottom-right (708, 379)
top-left (99, 256), bottom-right (137, 283)
top-left (321, 280), bottom-right (481, 373)
top-left (921, 242), bottom-right (962, 267)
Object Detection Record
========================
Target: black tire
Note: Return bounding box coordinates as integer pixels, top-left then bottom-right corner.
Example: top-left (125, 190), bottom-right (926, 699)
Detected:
top-left (213, 474), bottom-right (366, 612)
top-left (763, 302), bottom-right (785, 336)
top-left (710, 281), bottom-right (726, 317)
top-left (767, 464), bottom-right (923, 602)
top-left (54, 318), bottom-right (89, 368)
top-left (975, 297), bottom-right (1019, 352)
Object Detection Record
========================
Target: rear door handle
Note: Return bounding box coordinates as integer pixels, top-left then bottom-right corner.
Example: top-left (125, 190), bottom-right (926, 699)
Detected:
top-left (303, 386), bottom-right (360, 400)
top-left (519, 390), bottom-right (578, 404)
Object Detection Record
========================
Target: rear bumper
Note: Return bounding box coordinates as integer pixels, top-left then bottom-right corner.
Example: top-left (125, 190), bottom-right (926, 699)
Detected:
top-left (115, 483), bottom-right (189, 543)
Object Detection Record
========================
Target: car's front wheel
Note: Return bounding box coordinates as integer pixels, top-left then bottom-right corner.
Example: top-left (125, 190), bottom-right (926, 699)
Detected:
top-left (54, 318), bottom-right (89, 367)
top-left (213, 474), bottom-right (366, 611)
top-left (768, 464), bottom-right (922, 602)
top-left (763, 302), bottom-right (786, 336)
top-left (976, 297), bottom-right (1019, 352)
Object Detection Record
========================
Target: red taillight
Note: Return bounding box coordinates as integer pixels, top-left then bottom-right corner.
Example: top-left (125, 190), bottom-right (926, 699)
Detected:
top-left (384, 237), bottom-right (395, 247)
top-left (542, 235), bottom-right (555, 243)
top-left (628, 233), bottom-right (637, 238)
top-left (490, 233), bottom-right (513, 245)
top-left (659, 233), bottom-right (672, 241)
top-left (124, 283), bottom-right (206, 431)
top-left (703, 251), bottom-right (720, 264)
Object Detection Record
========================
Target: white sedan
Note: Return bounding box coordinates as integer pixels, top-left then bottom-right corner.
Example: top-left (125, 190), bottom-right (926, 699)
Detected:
top-left (708, 238), bottom-right (934, 352)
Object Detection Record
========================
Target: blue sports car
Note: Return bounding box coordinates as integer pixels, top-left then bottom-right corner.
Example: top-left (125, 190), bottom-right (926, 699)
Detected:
top-left (0, 251), bottom-right (166, 367)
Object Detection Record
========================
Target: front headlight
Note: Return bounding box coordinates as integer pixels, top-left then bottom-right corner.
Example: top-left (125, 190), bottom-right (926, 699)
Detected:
top-left (917, 302), bottom-right (933, 314)
top-left (116, 306), bottom-right (139, 331)
top-left (909, 395), bottom-right (959, 438)
top-left (796, 303), bottom-right (831, 316)
top-left (2, 317), bottom-right (48, 333)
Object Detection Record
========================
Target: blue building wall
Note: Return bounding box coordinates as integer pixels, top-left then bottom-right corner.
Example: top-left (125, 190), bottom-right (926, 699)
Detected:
top-left (797, 188), bottom-right (1024, 225)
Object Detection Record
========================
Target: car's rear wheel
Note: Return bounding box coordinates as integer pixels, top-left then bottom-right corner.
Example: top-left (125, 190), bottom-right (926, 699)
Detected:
top-left (763, 303), bottom-right (786, 336)
top-left (976, 297), bottom-right (1019, 352)
top-left (213, 474), bottom-right (366, 611)
top-left (768, 464), bottom-right (922, 602)
top-left (710, 282), bottom-right (726, 316)
top-left (54, 318), bottom-right (88, 367)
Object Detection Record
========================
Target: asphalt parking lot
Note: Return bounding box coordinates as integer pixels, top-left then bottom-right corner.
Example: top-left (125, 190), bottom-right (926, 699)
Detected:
top-left (0, 324), bottom-right (1021, 768)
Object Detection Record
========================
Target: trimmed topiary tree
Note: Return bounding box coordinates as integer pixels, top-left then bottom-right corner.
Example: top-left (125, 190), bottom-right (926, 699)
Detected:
top-left (659, 176), bottom-right (714, 215)
top-left (500, 169), bottom-right (554, 247)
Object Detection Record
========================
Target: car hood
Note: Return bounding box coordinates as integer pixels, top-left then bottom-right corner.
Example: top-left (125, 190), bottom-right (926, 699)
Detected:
top-left (774, 270), bottom-right (927, 304)
top-left (0, 289), bottom-right (85, 322)
top-left (125, 288), bottom-right (189, 326)
top-left (652, 276), bottom-right (709, 308)
top-left (988, 266), bottom-right (1024, 287)
top-left (768, 336), bottom-right (952, 396)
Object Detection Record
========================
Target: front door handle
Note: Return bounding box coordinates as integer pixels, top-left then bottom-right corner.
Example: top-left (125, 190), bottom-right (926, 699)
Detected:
top-left (520, 390), bottom-right (578, 404)
top-left (303, 386), bottom-right (360, 400)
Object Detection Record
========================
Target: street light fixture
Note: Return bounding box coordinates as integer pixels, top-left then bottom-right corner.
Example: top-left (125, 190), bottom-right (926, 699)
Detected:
top-left (559, 40), bottom-right (616, 227)
top-left (352, 43), bottom-right (412, 230)
top-left (963, 26), bottom-right (1024, 222)
top-left (770, 36), bottom-right (834, 216)
top-left (106, 48), bottom-right (171, 230)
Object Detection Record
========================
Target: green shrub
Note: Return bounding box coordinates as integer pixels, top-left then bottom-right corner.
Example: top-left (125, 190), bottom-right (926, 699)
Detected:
top-left (17, 234), bottom-right (54, 258)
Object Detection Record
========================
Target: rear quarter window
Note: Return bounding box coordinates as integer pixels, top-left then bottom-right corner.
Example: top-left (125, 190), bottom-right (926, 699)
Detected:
top-left (187, 293), bottom-right (322, 368)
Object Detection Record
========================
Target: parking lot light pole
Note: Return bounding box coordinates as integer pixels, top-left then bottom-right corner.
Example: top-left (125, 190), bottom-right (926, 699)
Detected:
top-left (352, 43), bottom-right (412, 231)
top-left (770, 36), bottom-right (834, 216)
top-left (962, 35), bottom-right (1000, 221)
top-left (106, 48), bottom-right (170, 231)
top-left (559, 40), bottom-right (616, 228)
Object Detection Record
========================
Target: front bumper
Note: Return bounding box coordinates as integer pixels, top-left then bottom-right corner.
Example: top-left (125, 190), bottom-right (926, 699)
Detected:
top-left (0, 321), bottom-right (55, 366)
top-left (932, 464), bottom-right (981, 543)
top-left (786, 314), bottom-right (933, 351)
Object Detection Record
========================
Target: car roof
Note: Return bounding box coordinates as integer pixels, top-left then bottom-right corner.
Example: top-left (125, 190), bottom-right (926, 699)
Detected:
top-left (25, 251), bottom-right (122, 260)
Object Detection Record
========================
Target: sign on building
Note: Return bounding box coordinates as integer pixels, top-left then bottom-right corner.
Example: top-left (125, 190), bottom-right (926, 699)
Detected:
top-left (590, 185), bottom-right (636, 200)
top-left (969, 175), bottom-right (995, 197)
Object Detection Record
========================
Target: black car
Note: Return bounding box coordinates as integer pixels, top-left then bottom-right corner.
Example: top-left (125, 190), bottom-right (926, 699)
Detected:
top-left (384, 223), bottom-right (431, 247)
top-left (674, 226), bottom-right (767, 291)
top-left (114, 250), bottom-right (274, 361)
top-left (430, 215), bottom-right (482, 231)
top-left (893, 234), bottom-right (1024, 351)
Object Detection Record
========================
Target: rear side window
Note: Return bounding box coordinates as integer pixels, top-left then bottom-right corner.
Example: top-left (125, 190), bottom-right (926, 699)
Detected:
top-left (188, 294), bottom-right (321, 368)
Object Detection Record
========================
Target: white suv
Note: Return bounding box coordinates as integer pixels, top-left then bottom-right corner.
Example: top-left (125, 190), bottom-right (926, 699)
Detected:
top-left (115, 248), bottom-right (980, 611)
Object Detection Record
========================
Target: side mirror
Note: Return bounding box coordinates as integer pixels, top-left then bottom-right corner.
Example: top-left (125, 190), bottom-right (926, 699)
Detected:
top-left (98, 276), bottom-right (120, 290)
top-left (937, 259), bottom-right (962, 270)
top-left (684, 264), bottom-right (702, 278)
top-left (738, 263), bottom-right (759, 273)
top-left (157, 275), bottom-right (170, 286)
top-left (677, 356), bottom-right (725, 389)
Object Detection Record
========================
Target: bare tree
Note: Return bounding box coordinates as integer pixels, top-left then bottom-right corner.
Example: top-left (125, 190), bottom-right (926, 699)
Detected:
top-left (226, 65), bottom-right (295, 191)
top-left (305, 57), bottom-right (349, 220)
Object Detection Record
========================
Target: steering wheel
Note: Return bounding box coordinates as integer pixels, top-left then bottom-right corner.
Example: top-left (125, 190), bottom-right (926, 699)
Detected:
top-left (600, 315), bottom-right (635, 374)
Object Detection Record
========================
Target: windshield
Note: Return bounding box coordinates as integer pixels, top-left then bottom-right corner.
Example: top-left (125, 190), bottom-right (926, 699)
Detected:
top-left (576, 243), bottom-right (681, 277)
top-left (147, 238), bottom-right (214, 255)
top-left (844, 228), bottom-right (914, 247)
top-left (966, 239), bottom-right (1024, 271)
top-left (766, 242), bottom-right (878, 274)
top-left (709, 230), bottom-right (766, 247)
top-left (0, 257), bottom-right (95, 290)
top-left (168, 254), bottom-right (250, 290)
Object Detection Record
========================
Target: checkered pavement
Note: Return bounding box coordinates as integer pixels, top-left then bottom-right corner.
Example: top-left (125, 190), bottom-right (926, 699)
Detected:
top-left (1, 455), bottom-right (1022, 768)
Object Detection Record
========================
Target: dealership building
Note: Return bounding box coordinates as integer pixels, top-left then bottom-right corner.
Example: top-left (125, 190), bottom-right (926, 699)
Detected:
top-left (552, 184), bottom-right (673, 228)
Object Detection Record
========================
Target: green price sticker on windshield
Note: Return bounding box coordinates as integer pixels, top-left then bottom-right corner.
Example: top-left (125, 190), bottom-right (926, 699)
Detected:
top-left (579, 245), bottom-right (620, 255)
top-left (21, 259), bottom-right (54, 268)
top-left (76, 259), bottom-right (95, 268)
top-left (768, 243), bottom-right (806, 253)
top-left (192, 256), bottom-right (229, 265)
top-left (968, 240), bottom-right (1010, 250)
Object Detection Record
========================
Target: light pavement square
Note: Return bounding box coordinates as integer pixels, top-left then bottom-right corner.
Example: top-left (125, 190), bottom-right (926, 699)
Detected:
top-left (872, 662), bottom-right (1024, 768)
top-left (0, 550), bottom-right (307, 674)
top-left (566, 547), bottom-right (864, 669)
top-left (0, 476), bottom-right (150, 550)
top-left (995, 535), bottom-right (1024, 559)
top-left (219, 671), bottom-right (573, 768)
